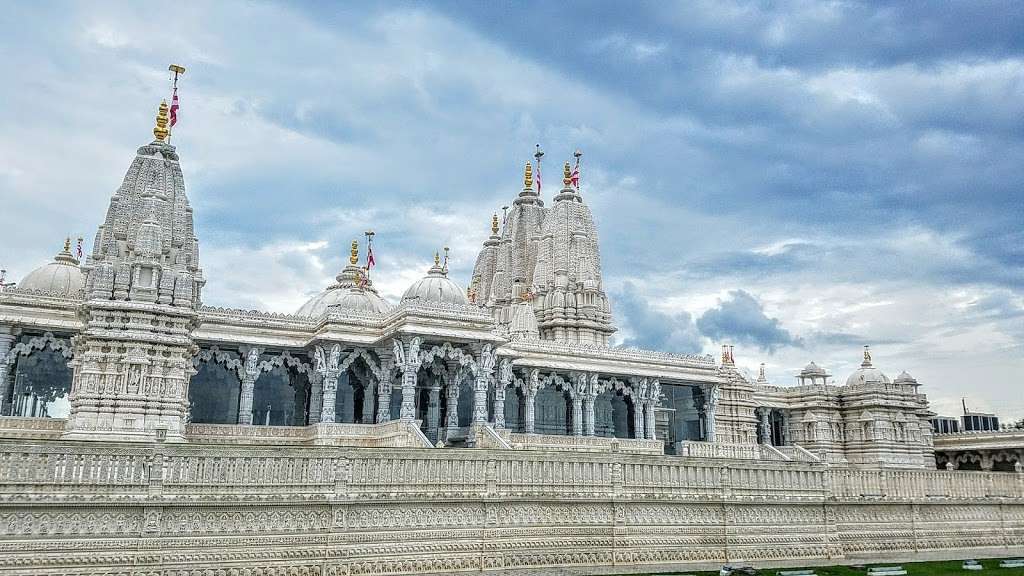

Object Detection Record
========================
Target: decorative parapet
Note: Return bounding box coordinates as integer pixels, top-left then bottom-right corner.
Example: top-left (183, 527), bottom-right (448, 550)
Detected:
top-left (506, 432), bottom-right (664, 455)
top-left (0, 438), bottom-right (1019, 502)
top-left (0, 287), bottom-right (85, 302)
top-left (184, 420), bottom-right (433, 448)
top-left (0, 416), bottom-right (66, 440)
top-left (199, 305), bottom-right (316, 326)
top-left (676, 441), bottom-right (797, 462)
top-left (507, 339), bottom-right (716, 368)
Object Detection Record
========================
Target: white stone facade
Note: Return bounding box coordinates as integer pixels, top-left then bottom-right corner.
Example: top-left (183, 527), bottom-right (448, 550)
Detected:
top-left (0, 102), bottom-right (1020, 574)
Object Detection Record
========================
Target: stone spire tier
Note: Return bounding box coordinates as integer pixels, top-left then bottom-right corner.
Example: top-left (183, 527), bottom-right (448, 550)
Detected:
top-left (64, 100), bottom-right (204, 442)
top-left (471, 154), bottom-right (615, 345)
top-left (531, 160), bottom-right (614, 345)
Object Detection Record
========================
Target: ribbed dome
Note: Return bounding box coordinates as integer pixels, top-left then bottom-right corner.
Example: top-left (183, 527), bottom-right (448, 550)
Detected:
top-left (297, 248), bottom-right (391, 317)
top-left (893, 370), bottom-right (918, 385)
top-left (18, 244), bottom-right (84, 296)
top-left (845, 346), bottom-right (890, 386)
top-left (298, 284), bottom-right (391, 317)
top-left (402, 259), bottom-right (468, 305)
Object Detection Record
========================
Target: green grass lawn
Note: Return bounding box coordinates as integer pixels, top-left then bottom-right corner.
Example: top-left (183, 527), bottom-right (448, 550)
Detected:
top-left (633, 558), bottom-right (1024, 576)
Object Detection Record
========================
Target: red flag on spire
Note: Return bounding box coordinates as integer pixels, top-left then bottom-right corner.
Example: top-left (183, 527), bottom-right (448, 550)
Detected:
top-left (366, 245), bottom-right (376, 269)
top-left (570, 162), bottom-right (580, 189)
top-left (170, 87), bottom-right (180, 127)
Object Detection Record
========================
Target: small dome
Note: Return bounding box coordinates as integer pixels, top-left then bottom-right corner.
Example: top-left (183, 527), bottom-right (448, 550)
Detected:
top-left (401, 257), bottom-right (468, 306)
top-left (801, 361), bottom-right (826, 376)
top-left (18, 243), bottom-right (84, 296)
top-left (299, 284), bottom-right (391, 317)
top-left (328, 286), bottom-right (391, 314)
top-left (297, 247), bottom-right (391, 317)
top-left (894, 370), bottom-right (918, 385)
top-left (845, 346), bottom-right (890, 386)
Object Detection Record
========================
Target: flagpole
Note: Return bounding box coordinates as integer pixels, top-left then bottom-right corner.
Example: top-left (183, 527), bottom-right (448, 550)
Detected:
top-left (364, 230), bottom-right (375, 280)
top-left (167, 64), bottom-right (185, 143)
top-left (534, 144), bottom-right (544, 198)
top-left (573, 149), bottom-right (582, 192)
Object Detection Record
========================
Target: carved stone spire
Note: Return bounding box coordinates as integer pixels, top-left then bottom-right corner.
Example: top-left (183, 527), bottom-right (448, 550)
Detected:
top-left (66, 96), bottom-right (204, 442)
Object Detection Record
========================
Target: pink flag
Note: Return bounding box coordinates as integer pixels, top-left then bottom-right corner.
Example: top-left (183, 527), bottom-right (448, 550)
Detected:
top-left (536, 163), bottom-right (542, 194)
top-left (170, 87), bottom-right (180, 127)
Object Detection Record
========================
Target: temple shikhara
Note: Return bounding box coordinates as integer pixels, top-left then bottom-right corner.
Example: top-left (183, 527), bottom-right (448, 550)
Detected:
top-left (0, 83), bottom-right (1021, 575)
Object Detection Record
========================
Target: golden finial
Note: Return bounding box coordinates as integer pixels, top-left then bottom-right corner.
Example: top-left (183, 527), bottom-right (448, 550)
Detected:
top-left (863, 345), bottom-right (872, 364)
top-left (434, 251), bottom-right (441, 267)
top-left (153, 100), bottom-right (170, 141)
top-left (524, 161), bottom-right (533, 189)
top-left (491, 214), bottom-right (499, 235)
top-left (63, 237), bottom-right (71, 252)
top-left (349, 240), bottom-right (359, 265)
top-left (563, 161), bottom-right (572, 186)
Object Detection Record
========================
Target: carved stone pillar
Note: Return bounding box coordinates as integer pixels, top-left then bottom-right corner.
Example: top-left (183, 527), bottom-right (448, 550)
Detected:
top-left (0, 328), bottom-right (16, 416)
top-left (494, 359), bottom-right (512, 430)
top-left (473, 373), bottom-right (489, 426)
top-left (426, 386), bottom-right (441, 442)
top-left (392, 337), bottom-right (421, 423)
top-left (308, 373), bottom-right (324, 424)
top-left (314, 344), bottom-right (343, 425)
top-left (582, 373), bottom-right (599, 436)
top-left (571, 394), bottom-right (583, 436)
top-left (493, 384), bottom-right (506, 430)
top-left (238, 374), bottom-right (257, 425)
top-left (524, 369), bottom-right (539, 434)
top-left (361, 379), bottom-right (375, 424)
top-left (632, 399), bottom-right (644, 439)
top-left (631, 377), bottom-right (648, 440)
top-left (473, 344), bottom-right (494, 427)
top-left (376, 368), bottom-right (393, 423)
top-left (759, 409), bottom-right (772, 445)
top-left (320, 371), bottom-right (340, 424)
top-left (237, 347), bottom-right (263, 425)
top-left (583, 394), bottom-right (596, 436)
top-left (705, 384), bottom-right (720, 442)
top-left (644, 402), bottom-right (657, 440)
top-left (445, 376), bottom-right (459, 432)
top-left (645, 380), bottom-right (660, 441)
top-left (399, 367), bottom-right (417, 422)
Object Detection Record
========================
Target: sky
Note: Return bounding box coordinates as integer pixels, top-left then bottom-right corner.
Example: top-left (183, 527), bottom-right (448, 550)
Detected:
top-left (1, 1), bottom-right (1022, 420)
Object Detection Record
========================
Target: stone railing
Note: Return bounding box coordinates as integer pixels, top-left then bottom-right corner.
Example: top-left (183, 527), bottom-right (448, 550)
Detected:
top-left (507, 432), bottom-right (664, 455)
top-left (1, 440), bottom-right (1017, 503)
top-left (0, 438), bottom-right (1021, 575)
top-left (776, 444), bottom-right (822, 463)
top-left (0, 416), bottom-right (66, 440)
top-left (184, 419), bottom-right (433, 448)
top-left (676, 441), bottom-right (793, 462)
top-left (829, 467), bottom-right (1024, 500)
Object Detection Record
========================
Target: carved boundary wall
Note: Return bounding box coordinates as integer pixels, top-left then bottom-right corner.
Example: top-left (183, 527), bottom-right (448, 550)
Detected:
top-left (0, 439), bottom-right (1021, 576)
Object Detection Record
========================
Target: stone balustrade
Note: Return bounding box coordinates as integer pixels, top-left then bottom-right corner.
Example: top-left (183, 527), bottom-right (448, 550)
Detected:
top-left (0, 437), bottom-right (1021, 575)
top-left (507, 432), bottom-right (664, 455)
top-left (0, 439), bottom-right (1020, 503)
